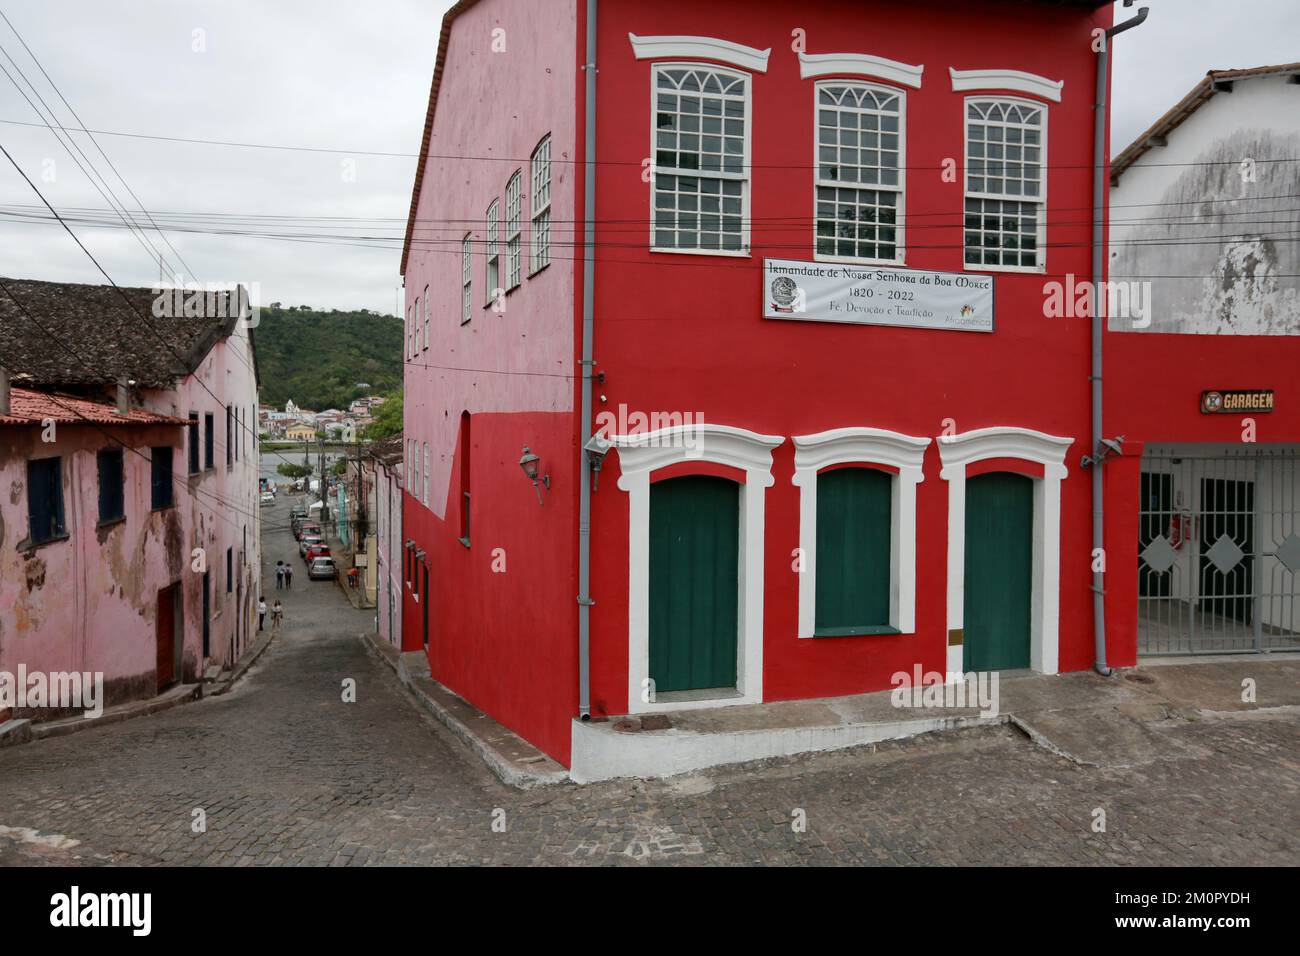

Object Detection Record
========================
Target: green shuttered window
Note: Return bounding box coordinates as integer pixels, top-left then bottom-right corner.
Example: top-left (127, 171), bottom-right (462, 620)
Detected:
top-left (815, 467), bottom-right (893, 635)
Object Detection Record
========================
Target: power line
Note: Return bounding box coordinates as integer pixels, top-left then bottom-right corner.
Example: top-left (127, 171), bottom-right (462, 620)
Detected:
top-left (0, 8), bottom-right (199, 284)
top-left (0, 278), bottom-right (267, 531)
top-left (0, 20), bottom-right (262, 388)
top-left (0, 138), bottom-right (299, 475)
top-left (0, 53), bottom-right (180, 279)
top-left (0, 115), bottom-right (1297, 173)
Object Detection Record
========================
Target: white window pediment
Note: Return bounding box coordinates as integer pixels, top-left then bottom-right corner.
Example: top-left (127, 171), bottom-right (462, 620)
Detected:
top-left (937, 425), bottom-right (1071, 479)
top-left (629, 33), bottom-right (771, 73)
top-left (798, 52), bottom-right (923, 89)
top-left (610, 424), bottom-right (783, 487)
top-left (949, 67), bottom-right (1063, 103)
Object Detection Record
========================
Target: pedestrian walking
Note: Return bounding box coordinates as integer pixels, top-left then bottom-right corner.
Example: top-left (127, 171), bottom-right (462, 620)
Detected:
top-left (275, 561), bottom-right (284, 590)
top-left (271, 599), bottom-right (284, 630)
top-left (258, 597), bottom-right (267, 631)
top-left (283, 562), bottom-right (293, 590)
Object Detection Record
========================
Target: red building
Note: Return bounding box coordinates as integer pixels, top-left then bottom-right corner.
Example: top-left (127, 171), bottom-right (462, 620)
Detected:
top-left (398, 1), bottom-right (1299, 773)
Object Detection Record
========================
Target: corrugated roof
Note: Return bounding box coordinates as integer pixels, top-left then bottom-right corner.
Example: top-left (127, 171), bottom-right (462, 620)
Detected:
top-left (0, 277), bottom-right (234, 388)
top-left (1111, 62), bottom-right (1300, 185)
top-left (0, 387), bottom-right (187, 427)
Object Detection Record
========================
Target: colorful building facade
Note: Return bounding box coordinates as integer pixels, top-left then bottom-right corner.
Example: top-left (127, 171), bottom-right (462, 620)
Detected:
top-left (399, 1), bottom-right (1298, 770)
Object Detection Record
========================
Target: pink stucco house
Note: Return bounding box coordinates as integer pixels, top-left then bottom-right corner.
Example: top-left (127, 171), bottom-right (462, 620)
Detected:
top-left (0, 278), bottom-right (262, 719)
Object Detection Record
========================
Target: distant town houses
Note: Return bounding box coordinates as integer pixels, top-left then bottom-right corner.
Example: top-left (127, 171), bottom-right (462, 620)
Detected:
top-left (257, 395), bottom-right (383, 441)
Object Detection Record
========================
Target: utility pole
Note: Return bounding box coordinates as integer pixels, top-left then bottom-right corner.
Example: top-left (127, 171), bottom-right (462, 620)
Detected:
top-left (318, 436), bottom-right (329, 524)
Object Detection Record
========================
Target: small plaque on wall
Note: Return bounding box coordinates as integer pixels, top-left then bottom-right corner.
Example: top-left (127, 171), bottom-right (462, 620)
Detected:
top-left (1200, 390), bottom-right (1274, 414)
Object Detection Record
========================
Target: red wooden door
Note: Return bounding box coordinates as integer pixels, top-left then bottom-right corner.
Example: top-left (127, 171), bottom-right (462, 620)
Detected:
top-left (156, 585), bottom-right (176, 690)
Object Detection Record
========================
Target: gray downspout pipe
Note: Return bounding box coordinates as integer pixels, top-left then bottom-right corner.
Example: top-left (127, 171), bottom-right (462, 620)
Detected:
top-left (1091, 3), bottom-right (1148, 675)
top-left (577, 0), bottom-right (597, 718)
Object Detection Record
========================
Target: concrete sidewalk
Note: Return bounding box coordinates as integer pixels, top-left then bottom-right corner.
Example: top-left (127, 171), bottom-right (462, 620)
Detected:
top-left (570, 656), bottom-right (1300, 781)
top-left (362, 623), bottom-right (1298, 786)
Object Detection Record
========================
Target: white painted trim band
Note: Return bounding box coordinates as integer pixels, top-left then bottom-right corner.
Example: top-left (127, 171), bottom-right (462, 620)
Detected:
top-left (629, 33), bottom-right (771, 73)
top-left (949, 67), bottom-right (1063, 103)
top-left (799, 52), bottom-right (924, 89)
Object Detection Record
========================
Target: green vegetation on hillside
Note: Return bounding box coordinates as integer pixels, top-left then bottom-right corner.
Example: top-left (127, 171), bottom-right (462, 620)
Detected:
top-left (254, 304), bottom-right (402, 411)
top-left (364, 391), bottom-right (403, 440)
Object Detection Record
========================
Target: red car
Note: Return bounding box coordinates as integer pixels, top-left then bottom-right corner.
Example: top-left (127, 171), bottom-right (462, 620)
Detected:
top-left (304, 543), bottom-right (332, 565)
top-left (296, 522), bottom-right (321, 541)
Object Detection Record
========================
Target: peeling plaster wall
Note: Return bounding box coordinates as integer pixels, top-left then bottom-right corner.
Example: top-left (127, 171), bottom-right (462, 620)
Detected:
top-left (0, 421), bottom-right (186, 706)
top-left (138, 325), bottom-right (262, 673)
top-left (1111, 75), bottom-right (1300, 335)
top-left (0, 325), bottom-right (261, 711)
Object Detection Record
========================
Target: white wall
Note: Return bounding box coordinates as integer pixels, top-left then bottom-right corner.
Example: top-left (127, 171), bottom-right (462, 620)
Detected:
top-left (1111, 73), bottom-right (1300, 334)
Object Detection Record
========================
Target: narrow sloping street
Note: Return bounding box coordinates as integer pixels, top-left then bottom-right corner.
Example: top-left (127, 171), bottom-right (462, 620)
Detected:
top-left (0, 500), bottom-right (1293, 866)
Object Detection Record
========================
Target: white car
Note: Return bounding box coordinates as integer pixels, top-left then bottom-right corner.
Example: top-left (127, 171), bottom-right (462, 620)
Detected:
top-left (308, 556), bottom-right (337, 580)
top-left (299, 533), bottom-right (322, 556)
top-left (260, 492), bottom-right (275, 504)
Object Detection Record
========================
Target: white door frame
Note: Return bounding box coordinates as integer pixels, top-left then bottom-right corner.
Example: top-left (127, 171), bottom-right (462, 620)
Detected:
top-left (609, 423), bottom-right (783, 714)
top-left (937, 426), bottom-right (1072, 677)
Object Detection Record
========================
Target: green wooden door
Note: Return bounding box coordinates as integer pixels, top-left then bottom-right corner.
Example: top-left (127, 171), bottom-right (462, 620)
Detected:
top-left (815, 468), bottom-right (892, 633)
top-left (964, 472), bottom-right (1033, 671)
top-left (649, 475), bottom-right (739, 693)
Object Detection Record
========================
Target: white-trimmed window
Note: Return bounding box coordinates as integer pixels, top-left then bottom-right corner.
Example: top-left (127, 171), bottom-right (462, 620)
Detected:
top-left (412, 297), bottom-right (420, 356)
top-left (651, 63), bottom-right (749, 254)
top-left (485, 200), bottom-right (500, 305)
top-left (422, 442), bottom-right (429, 507)
top-left (461, 233), bottom-right (472, 325)
top-left (505, 171), bottom-right (522, 289)
top-left (792, 428), bottom-right (929, 639)
top-left (814, 82), bottom-right (903, 264)
top-left (405, 306), bottom-right (412, 358)
top-left (530, 135), bottom-right (552, 273)
top-left (964, 98), bottom-right (1046, 271)
top-left (422, 285), bottom-right (429, 349)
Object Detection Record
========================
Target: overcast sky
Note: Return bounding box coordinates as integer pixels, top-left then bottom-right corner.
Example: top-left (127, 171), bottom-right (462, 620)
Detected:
top-left (0, 0), bottom-right (1295, 315)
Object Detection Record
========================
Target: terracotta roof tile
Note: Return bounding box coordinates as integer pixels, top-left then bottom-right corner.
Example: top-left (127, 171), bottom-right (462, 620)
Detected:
top-left (0, 387), bottom-right (188, 427)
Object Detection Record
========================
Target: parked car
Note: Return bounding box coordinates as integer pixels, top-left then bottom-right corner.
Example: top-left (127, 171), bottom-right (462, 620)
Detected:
top-left (304, 544), bottom-right (332, 565)
top-left (299, 533), bottom-right (323, 556)
top-left (308, 556), bottom-right (337, 580)
top-left (260, 492), bottom-right (275, 505)
top-left (295, 521), bottom-right (320, 541)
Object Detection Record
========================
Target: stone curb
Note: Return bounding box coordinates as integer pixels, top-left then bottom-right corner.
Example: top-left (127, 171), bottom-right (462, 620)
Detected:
top-left (208, 625), bottom-right (277, 696)
top-left (361, 632), bottom-right (569, 790)
top-left (10, 630), bottom-right (277, 747)
top-left (30, 683), bottom-right (202, 742)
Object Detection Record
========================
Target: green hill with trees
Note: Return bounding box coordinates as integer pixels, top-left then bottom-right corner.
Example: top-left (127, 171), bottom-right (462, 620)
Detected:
top-left (253, 304), bottom-right (403, 411)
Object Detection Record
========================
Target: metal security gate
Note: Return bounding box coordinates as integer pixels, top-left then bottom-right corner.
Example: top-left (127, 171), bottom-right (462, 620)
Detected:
top-left (1138, 446), bottom-right (1300, 655)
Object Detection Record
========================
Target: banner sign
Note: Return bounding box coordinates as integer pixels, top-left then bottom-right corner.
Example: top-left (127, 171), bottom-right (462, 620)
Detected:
top-left (763, 258), bottom-right (994, 333)
top-left (1201, 390), bottom-right (1275, 414)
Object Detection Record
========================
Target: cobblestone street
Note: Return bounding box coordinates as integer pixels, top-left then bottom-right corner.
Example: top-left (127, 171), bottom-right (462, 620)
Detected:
top-left (1, 502), bottom-right (1296, 867)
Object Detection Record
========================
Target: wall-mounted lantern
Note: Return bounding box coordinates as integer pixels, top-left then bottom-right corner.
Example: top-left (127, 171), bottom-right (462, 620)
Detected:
top-left (519, 445), bottom-right (550, 505)
top-left (584, 434), bottom-right (611, 491)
